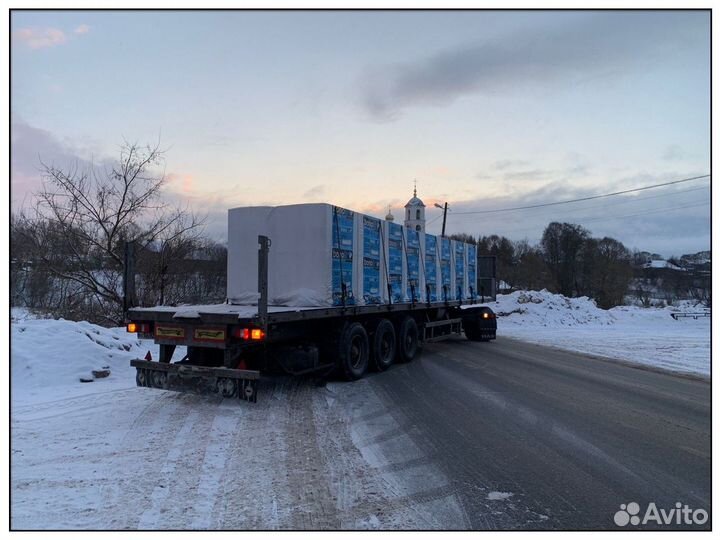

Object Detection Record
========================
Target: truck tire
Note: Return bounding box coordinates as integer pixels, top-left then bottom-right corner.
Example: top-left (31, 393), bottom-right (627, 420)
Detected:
top-left (462, 307), bottom-right (496, 342)
top-left (397, 316), bottom-right (419, 363)
top-left (337, 322), bottom-right (369, 380)
top-left (464, 322), bottom-right (488, 342)
top-left (371, 319), bottom-right (396, 371)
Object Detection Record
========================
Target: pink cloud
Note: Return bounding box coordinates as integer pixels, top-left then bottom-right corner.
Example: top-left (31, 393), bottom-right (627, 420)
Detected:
top-left (167, 172), bottom-right (194, 194)
top-left (74, 24), bottom-right (90, 35)
top-left (13, 27), bottom-right (67, 50)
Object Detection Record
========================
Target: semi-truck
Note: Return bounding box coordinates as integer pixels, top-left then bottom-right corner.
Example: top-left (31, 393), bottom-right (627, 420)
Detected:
top-left (126, 203), bottom-right (497, 402)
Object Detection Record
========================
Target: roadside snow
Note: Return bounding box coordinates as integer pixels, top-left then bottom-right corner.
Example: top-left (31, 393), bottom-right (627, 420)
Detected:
top-left (11, 319), bottom-right (164, 405)
top-left (488, 290), bottom-right (710, 377)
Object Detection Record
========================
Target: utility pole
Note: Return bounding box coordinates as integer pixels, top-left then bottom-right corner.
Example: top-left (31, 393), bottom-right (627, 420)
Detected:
top-left (434, 202), bottom-right (449, 237)
top-left (123, 240), bottom-right (136, 313)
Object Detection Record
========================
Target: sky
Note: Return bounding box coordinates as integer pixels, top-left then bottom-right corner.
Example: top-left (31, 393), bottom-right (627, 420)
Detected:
top-left (10, 10), bottom-right (711, 257)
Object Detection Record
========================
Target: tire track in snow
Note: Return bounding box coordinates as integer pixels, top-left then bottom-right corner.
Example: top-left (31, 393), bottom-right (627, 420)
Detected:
top-left (186, 401), bottom-right (244, 529)
top-left (136, 408), bottom-right (203, 529)
top-left (102, 393), bottom-right (200, 529)
top-left (213, 381), bottom-right (294, 529)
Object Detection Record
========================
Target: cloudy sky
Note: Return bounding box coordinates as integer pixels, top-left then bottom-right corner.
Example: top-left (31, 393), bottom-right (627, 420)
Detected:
top-left (11, 10), bottom-right (710, 256)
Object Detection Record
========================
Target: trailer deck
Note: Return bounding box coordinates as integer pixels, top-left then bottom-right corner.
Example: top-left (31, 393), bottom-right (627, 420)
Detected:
top-left (129, 299), bottom-right (486, 325)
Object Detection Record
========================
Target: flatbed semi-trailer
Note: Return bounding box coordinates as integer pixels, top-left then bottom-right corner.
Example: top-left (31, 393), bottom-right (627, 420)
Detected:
top-left (127, 235), bottom-right (497, 402)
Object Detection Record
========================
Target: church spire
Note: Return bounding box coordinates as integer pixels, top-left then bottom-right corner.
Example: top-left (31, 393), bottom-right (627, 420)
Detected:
top-left (404, 183), bottom-right (426, 232)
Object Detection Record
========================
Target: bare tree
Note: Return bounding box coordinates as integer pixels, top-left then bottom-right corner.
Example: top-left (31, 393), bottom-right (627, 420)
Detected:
top-left (32, 140), bottom-right (204, 325)
top-left (541, 222), bottom-right (590, 297)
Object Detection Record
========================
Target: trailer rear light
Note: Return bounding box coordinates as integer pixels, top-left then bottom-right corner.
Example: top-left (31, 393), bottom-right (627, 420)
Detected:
top-left (232, 327), bottom-right (265, 340)
top-left (482, 312), bottom-right (495, 319)
top-left (127, 322), bottom-right (151, 333)
top-left (250, 329), bottom-right (265, 340)
top-left (233, 327), bottom-right (251, 339)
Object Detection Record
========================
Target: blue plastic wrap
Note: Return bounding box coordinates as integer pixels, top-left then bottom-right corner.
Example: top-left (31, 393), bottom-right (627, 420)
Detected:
top-left (332, 206), bottom-right (356, 306)
top-left (362, 215), bottom-right (382, 304)
top-left (425, 234), bottom-right (438, 302)
top-left (440, 237), bottom-right (452, 301)
top-left (454, 241), bottom-right (465, 300)
top-left (388, 222), bottom-right (404, 303)
top-left (467, 243), bottom-right (477, 301)
top-left (405, 228), bottom-right (420, 302)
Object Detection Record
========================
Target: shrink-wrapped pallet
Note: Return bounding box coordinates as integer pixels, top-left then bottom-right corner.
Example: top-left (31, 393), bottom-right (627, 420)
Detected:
top-left (227, 203), bottom-right (476, 307)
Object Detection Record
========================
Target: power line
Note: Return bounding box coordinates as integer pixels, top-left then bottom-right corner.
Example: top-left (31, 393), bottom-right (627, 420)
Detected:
top-left (452, 174), bottom-right (710, 215)
top-left (494, 199), bottom-right (710, 237)
top-left (470, 184), bottom-right (710, 220)
top-left (426, 214), bottom-right (443, 226)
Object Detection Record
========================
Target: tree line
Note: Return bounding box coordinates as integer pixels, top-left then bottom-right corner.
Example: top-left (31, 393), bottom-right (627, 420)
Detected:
top-left (11, 142), bottom-right (225, 326)
top-left (452, 223), bottom-right (710, 309)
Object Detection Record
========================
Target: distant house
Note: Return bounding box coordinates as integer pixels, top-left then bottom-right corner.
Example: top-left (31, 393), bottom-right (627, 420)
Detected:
top-left (497, 280), bottom-right (513, 293)
top-left (643, 259), bottom-right (685, 271)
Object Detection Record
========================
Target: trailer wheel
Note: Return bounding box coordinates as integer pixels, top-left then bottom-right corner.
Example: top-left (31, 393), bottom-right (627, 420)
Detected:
top-left (337, 322), bottom-right (369, 380)
top-left (151, 370), bottom-right (167, 389)
top-left (217, 377), bottom-right (237, 398)
top-left (464, 320), bottom-right (480, 341)
top-left (136, 368), bottom-right (148, 387)
top-left (372, 319), bottom-right (396, 371)
top-left (397, 316), bottom-right (419, 363)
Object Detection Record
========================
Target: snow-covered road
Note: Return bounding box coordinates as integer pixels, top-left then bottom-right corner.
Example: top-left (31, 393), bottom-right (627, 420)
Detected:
top-left (11, 377), bottom-right (469, 530)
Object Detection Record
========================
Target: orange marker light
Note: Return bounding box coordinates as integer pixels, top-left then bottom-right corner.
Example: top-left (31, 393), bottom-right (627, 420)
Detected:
top-left (250, 328), bottom-right (265, 340)
top-left (127, 322), bottom-right (138, 333)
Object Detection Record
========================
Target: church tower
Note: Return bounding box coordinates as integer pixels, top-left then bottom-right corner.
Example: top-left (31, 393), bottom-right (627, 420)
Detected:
top-left (404, 182), bottom-right (426, 232)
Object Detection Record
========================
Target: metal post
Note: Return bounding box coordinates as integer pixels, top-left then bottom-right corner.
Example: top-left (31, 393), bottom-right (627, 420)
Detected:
top-left (123, 240), bottom-right (136, 313)
top-left (258, 235), bottom-right (271, 330)
top-left (441, 202), bottom-right (448, 237)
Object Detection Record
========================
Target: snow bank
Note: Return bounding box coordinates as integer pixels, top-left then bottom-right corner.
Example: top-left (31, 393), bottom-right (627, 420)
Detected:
top-left (11, 319), bottom-right (161, 405)
top-left (488, 290), bottom-right (710, 377)
top-left (492, 290), bottom-right (615, 326)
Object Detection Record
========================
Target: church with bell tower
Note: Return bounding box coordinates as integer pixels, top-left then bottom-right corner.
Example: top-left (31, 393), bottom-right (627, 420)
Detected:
top-left (404, 182), bottom-right (426, 232)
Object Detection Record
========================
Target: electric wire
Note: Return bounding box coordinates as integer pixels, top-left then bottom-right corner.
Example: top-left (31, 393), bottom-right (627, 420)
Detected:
top-left (452, 174), bottom-right (710, 215)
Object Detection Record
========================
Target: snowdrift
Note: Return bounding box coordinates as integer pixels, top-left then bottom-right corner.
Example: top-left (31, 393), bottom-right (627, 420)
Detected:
top-left (490, 290), bottom-right (708, 327)
top-left (11, 317), bottom-right (160, 405)
top-left (491, 290), bottom-right (615, 326)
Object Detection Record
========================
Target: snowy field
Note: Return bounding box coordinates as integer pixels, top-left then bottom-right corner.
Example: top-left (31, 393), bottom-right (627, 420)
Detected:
top-left (10, 293), bottom-right (711, 529)
top-left (488, 290), bottom-right (711, 377)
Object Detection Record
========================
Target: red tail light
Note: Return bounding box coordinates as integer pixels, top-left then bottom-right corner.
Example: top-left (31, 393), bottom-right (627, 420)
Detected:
top-left (233, 327), bottom-right (250, 339)
top-left (232, 327), bottom-right (265, 340)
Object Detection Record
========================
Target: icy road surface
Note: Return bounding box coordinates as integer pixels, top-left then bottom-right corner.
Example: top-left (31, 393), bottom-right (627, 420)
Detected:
top-left (11, 377), bottom-right (472, 530)
top-left (12, 342), bottom-right (710, 530)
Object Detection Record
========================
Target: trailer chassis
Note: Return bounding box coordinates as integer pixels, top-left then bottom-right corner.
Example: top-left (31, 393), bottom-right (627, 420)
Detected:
top-left (127, 235), bottom-right (497, 402)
